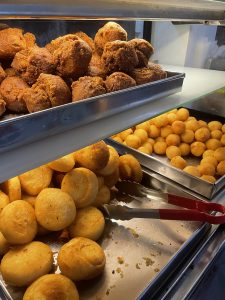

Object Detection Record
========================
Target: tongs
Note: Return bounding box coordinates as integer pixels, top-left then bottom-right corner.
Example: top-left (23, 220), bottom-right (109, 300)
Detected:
top-left (100, 181), bottom-right (225, 224)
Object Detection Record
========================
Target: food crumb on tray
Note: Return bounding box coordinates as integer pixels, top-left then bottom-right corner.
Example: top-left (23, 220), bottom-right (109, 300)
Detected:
top-left (128, 227), bottom-right (139, 238)
top-left (117, 256), bottom-right (124, 264)
top-left (143, 257), bottom-right (155, 267)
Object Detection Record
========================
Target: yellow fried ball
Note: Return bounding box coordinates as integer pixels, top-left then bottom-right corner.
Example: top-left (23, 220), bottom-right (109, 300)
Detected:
top-left (198, 120), bottom-right (208, 128)
top-left (198, 163), bottom-right (215, 176)
top-left (201, 157), bottom-right (218, 168)
top-left (166, 134), bottom-right (180, 146)
top-left (147, 138), bottom-right (155, 146)
top-left (181, 130), bottom-right (195, 144)
top-left (214, 147), bottom-right (225, 162)
top-left (142, 142), bottom-right (153, 154)
top-left (153, 141), bottom-right (167, 155)
top-left (203, 149), bottom-right (215, 158)
top-left (138, 146), bottom-right (150, 155)
top-left (153, 114), bottom-right (168, 128)
top-left (217, 161), bottom-right (225, 176)
top-left (170, 156), bottom-right (187, 170)
top-left (211, 130), bottom-right (223, 140)
top-left (112, 136), bottom-right (123, 143)
top-left (208, 121), bottom-right (222, 131)
top-left (194, 127), bottom-right (210, 142)
top-left (185, 120), bottom-right (200, 132)
top-left (149, 125), bottom-right (160, 138)
top-left (119, 128), bottom-right (133, 140)
top-left (191, 142), bottom-right (206, 157)
top-left (125, 134), bottom-right (142, 149)
top-left (200, 175), bottom-right (216, 183)
top-left (171, 120), bottom-right (185, 134)
top-left (166, 146), bottom-right (181, 160)
top-left (187, 116), bottom-right (197, 121)
top-left (222, 124), bottom-right (225, 133)
top-left (136, 121), bottom-right (149, 132)
top-left (183, 166), bottom-right (200, 177)
top-left (134, 128), bottom-right (148, 143)
top-left (221, 134), bottom-right (225, 146)
top-left (176, 108), bottom-right (189, 121)
top-left (167, 108), bottom-right (178, 114)
top-left (206, 139), bottom-right (222, 150)
top-left (167, 113), bottom-right (177, 124)
top-left (160, 125), bottom-right (173, 138)
top-left (179, 143), bottom-right (190, 156)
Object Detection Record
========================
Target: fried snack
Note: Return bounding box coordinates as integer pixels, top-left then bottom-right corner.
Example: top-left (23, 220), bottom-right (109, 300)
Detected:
top-left (22, 194), bottom-right (36, 208)
top-left (0, 76), bottom-right (28, 112)
top-left (23, 32), bottom-right (36, 48)
top-left (211, 130), bottom-right (223, 140)
top-left (206, 138), bottom-right (222, 150)
top-left (119, 128), bottom-right (133, 140)
top-left (71, 76), bottom-right (106, 102)
top-left (214, 147), bottom-right (225, 162)
top-left (102, 40), bottom-right (138, 74)
top-left (0, 231), bottom-right (10, 256)
top-left (112, 136), bottom-right (123, 143)
top-left (208, 121), bottom-right (222, 131)
top-left (161, 125), bottom-right (173, 138)
top-left (166, 146), bottom-right (181, 160)
top-left (61, 168), bottom-right (98, 208)
top-left (94, 21), bottom-right (127, 56)
top-left (0, 190), bottom-right (9, 213)
top-left (98, 146), bottom-right (119, 176)
top-left (153, 114), bottom-right (169, 128)
top-left (23, 274), bottom-right (79, 300)
top-left (167, 112), bottom-right (178, 124)
top-left (200, 175), bottom-right (216, 183)
top-left (153, 141), bottom-right (167, 155)
top-left (171, 121), bottom-right (185, 135)
top-left (217, 161), bottom-right (225, 176)
top-left (198, 163), bottom-right (215, 176)
top-left (185, 120), bottom-right (200, 132)
top-left (1, 241), bottom-right (53, 287)
top-left (201, 157), bottom-right (218, 168)
top-left (74, 31), bottom-right (95, 51)
top-left (203, 149), bottom-right (215, 158)
top-left (0, 200), bottom-right (37, 244)
top-left (181, 130), bottom-right (195, 144)
top-left (58, 237), bottom-right (106, 281)
top-left (130, 64), bottom-right (166, 85)
top-left (4, 67), bottom-right (17, 77)
top-left (149, 124), bottom-right (160, 138)
top-left (47, 154), bottom-right (75, 172)
top-left (183, 166), bottom-right (200, 177)
top-left (221, 134), bottom-right (225, 146)
top-left (35, 188), bottom-right (76, 231)
top-left (22, 73), bottom-right (71, 113)
top-left (1, 176), bottom-right (21, 202)
top-left (87, 53), bottom-right (107, 79)
top-left (92, 185), bottom-right (111, 206)
top-left (119, 154), bottom-right (143, 182)
top-left (128, 38), bottom-right (154, 67)
top-left (176, 108), bottom-right (189, 121)
top-left (104, 167), bottom-right (119, 188)
top-left (11, 46), bottom-right (55, 85)
top-left (74, 141), bottom-right (109, 171)
top-left (138, 146), bottom-right (150, 154)
top-left (125, 134), bottom-right (142, 149)
top-left (170, 156), bottom-right (187, 169)
top-left (198, 120), bottom-right (208, 128)
top-left (105, 72), bottom-right (136, 92)
top-left (190, 141), bottom-right (206, 157)
top-left (136, 121), bottom-right (149, 132)
top-left (68, 206), bottom-right (105, 241)
top-left (195, 127), bottom-right (210, 142)
top-left (19, 165), bottom-right (53, 196)
top-left (0, 65), bottom-right (6, 83)
top-left (166, 134), bottom-right (180, 146)
top-left (142, 141), bottom-right (153, 153)
top-left (179, 143), bottom-right (190, 156)
top-left (47, 34), bottom-right (92, 78)
top-left (222, 124), bottom-right (225, 134)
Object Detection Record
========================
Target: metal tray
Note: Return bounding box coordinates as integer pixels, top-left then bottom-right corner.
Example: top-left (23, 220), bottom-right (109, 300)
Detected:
top-left (0, 170), bottom-right (209, 300)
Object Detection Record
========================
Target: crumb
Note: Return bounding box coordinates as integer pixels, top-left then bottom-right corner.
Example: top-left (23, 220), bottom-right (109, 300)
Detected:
top-left (136, 263), bottom-right (141, 269)
top-left (110, 285), bottom-right (116, 289)
top-left (125, 263), bottom-right (129, 267)
top-left (150, 253), bottom-right (156, 257)
top-left (106, 233), bottom-right (112, 239)
top-left (112, 270), bottom-right (115, 274)
top-left (116, 267), bottom-right (122, 273)
top-left (143, 257), bottom-right (154, 266)
top-left (158, 241), bottom-right (163, 245)
top-left (117, 256), bottom-right (124, 264)
top-left (115, 241), bottom-right (118, 244)
top-left (154, 268), bottom-right (160, 272)
top-left (169, 243), bottom-right (172, 245)
top-left (128, 227), bottom-right (139, 238)
top-left (106, 289), bottom-right (110, 295)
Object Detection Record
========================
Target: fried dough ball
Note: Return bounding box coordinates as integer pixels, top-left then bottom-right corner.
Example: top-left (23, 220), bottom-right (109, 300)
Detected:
top-left (206, 138), bottom-right (222, 150)
top-left (4, 67), bottom-right (17, 77)
top-left (1, 241), bottom-right (53, 287)
top-left (217, 161), bottom-right (225, 176)
top-left (194, 127), bottom-right (210, 142)
top-left (198, 163), bottom-right (215, 176)
top-left (170, 156), bottom-right (187, 170)
top-left (172, 121), bottom-right (185, 135)
top-left (149, 124), bottom-right (160, 138)
top-left (119, 154), bottom-right (142, 182)
top-left (68, 206), bottom-right (105, 241)
top-left (0, 231), bottom-right (10, 256)
top-left (191, 141), bottom-right (206, 157)
top-left (166, 146), bottom-right (181, 159)
top-left (214, 147), bottom-right (225, 162)
top-left (19, 165), bottom-right (53, 196)
top-left (35, 188), bottom-right (76, 231)
top-left (141, 142), bottom-right (153, 153)
top-left (198, 120), bottom-right (208, 128)
top-left (161, 125), bottom-right (173, 138)
top-left (222, 124), bottom-right (225, 133)
top-left (176, 108), bottom-right (189, 121)
top-left (74, 31), bottom-right (95, 51)
top-left (200, 175), bottom-right (216, 183)
top-left (208, 121), bottom-right (222, 131)
top-left (92, 185), bottom-right (111, 206)
top-left (97, 146), bottom-right (119, 176)
top-left (72, 76), bottom-right (106, 102)
top-left (183, 166), bottom-right (200, 177)
top-left (94, 22), bottom-right (127, 56)
top-left (167, 113), bottom-right (177, 124)
top-left (11, 46), bottom-right (55, 85)
top-left (0, 190), bottom-right (9, 213)
top-left (22, 194), bottom-right (36, 208)
top-left (221, 134), bottom-right (225, 146)
top-left (105, 72), bottom-right (136, 92)
top-left (187, 116), bottom-right (197, 121)
top-left (0, 65), bottom-right (6, 83)
top-left (128, 38), bottom-right (154, 67)
top-left (104, 167), bottom-right (119, 188)
top-left (22, 73), bottom-right (71, 113)
top-left (61, 168), bottom-right (98, 208)
top-left (102, 40), bottom-right (138, 73)
top-left (201, 157), bottom-right (218, 168)
top-left (210, 129), bottom-right (222, 140)
top-left (0, 76), bottom-right (28, 112)
top-left (154, 114), bottom-right (169, 128)
top-left (136, 121), bottom-right (149, 132)
top-left (1, 176), bottom-right (21, 202)
top-left (23, 274), bottom-right (79, 300)
top-left (87, 53), bottom-right (107, 79)
top-left (0, 200), bottom-right (37, 244)
top-left (119, 128), bottom-right (133, 140)
top-left (112, 136), bottom-right (123, 143)
top-left (134, 128), bottom-right (148, 143)
top-left (147, 138), bottom-right (155, 146)
top-left (181, 130), bottom-right (195, 144)
top-left (166, 134), bottom-right (180, 146)
top-left (153, 141), bottom-right (167, 155)
top-left (23, 32), bottom-right (36, 48)
top-left (138, 146), bottom-right (151, 154)
top-left (47, 154), bottom-right (75, 172)
top-left (203, 149), bottom-right (215, 158)
top-left (58, 237), bottom-right (105, 281)
top-left (125, 134), bottom-right (142, 149)
top-left (185, 119), bottom-right (200, 132)
top-left (130, 64), bottom-right (166, 85)
top-left (179, 143), bottom-right (190, 156)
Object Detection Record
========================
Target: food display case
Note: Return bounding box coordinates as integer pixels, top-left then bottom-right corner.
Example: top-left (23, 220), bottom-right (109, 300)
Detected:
top-left (0, 1), bottom-right (225, 299)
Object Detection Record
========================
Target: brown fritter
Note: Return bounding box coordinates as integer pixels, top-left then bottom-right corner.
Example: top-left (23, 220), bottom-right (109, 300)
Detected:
top-left (94, 22), bottom-right (127, 56)
top-left (102, 40), bottom-right (138, 74)
top-left (4, 68), bottom-right (17, 77)
top-left (46, 34), bottom-right (92, 79)
top-left (128, 39), bottom-right (154, 67)
top-left (71, 76), bottom-right (106, 102)
top-left (0, 76), bottom-right (28, 112)
top-left (130, 64), bottom-right (167, 85)
top-left (0, 99), bottom-right (6, 116)
top-left (11, 46), bottom-right (55, 85)
top-left (23, 32), bottom-right (36, 48)
top-left (74, 31), bottom-right (95, 51)
top-left (87, 53), bottom-right (107, 79)
top-left (0, 65), bottom-right (6, 83)
top-left (22, 73), bottom-right (71, 113)
top-left (105, 72), bottom-right (136, 92)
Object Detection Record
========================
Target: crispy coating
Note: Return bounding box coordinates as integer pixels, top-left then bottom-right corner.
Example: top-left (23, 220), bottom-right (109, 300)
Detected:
top-left (128, 38), bottom-right (154, 67)
top-left (23, 32), bottom-right (36, 48)
top-left (72, 76), bottom-right (106, 102)
top-left (0, 65), bottom-right (6, 83)
top-left (87, 53), bottom-right (107, 79)
top-left (94, 22), bottom-right (127, 56)
top-left (11, 46), bottom-right (55, 85)
top-left (0, 76), bottom-right (28, 112)
top-left (105, 72), bottom-right (136, 92)
top-left (22, 73), bottom-right (71, 113)
top-left (4, 68), bottom-right (17, 77)
top-left (74, 31), bottom-right (95, 51)
top-left (102, 40), bottom-right (138, 74)
top-left (130, 64), bottom-right (167, 85)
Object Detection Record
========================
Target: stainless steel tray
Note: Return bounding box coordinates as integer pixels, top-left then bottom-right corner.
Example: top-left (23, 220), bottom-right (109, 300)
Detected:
top-left (0, 170), bottom-right (210, 300)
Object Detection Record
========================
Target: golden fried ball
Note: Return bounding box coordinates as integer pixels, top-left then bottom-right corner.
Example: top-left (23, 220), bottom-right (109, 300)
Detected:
top-left (134, 128), bottom-right (148, 143)
top-left (92, 185), bottom-right (111, 206)
top-left (187, 116), bottom-right (197, 121)
top-left (167, 113), bottom-right (177, 124)
top-left (0, 231), bottom-right (10, 256)
top-left (176, 108), bottom-right (189, 121)
top-left (211, 130), bottom-right (223, 140)
top-left (104, 168), bottom-right (119, 188)
top-left (161, 125), bottom-right (173, 138)
top-left (1, 176), bottom-right (21, 202)
top-left (125, 134), bottom-right (142, 149)
top-left (119, 128), bottom-right (133, 141)
top-left (198, 120), bottom-right (208, 128)
top-left (47, 154), bottom-right (75, 172)
top-left (153, 114), bottom-right (168, 128)
top-left (194, 127), bottom-right (210, 142)
top-left (214, 147), bottom-right (225, 162)
top-left (98, 146), bottom-right (119, 176)
top-left (183, 166), bottom-right (200, 177)
top-left (208, 121), bottom-right (222, 131)
top-left (181, 130), bottom-right (195, 144)
top-left (206, 139), bottom-right (222, 150)
top-left (203, 149), bottom-right (215, 158)
top-left (112, 136), bottom-right (123, 143)
top-left (171, 121), bottom-right (185, 135)
top-left (155, 137), bottom-right (165, 142)
top-left (153, 141), bottom-right (167, 155)
top-left (185, 120), bottom-right (200, 132)
top-left (170, 156), bottom-right (187, 170)
top-left (119, 154), bottom-right (143, 182)
top-left (166, 134), bottom-right (180, 146)
top-left (0, 190), bottom-right (9, 214)
top-left (149, 125), bottom-right (160, 138)
top-left (217, 161), bottom-right (225, 176)
top-left (138, 146), bottom-right (150, 155)
top-left (198, 163), bottom-right (215, 176)
top-left (221, 134), bottom-right (225, 146)
top-left (136, 121), bottom-right (149, 132)
top-left (166, 146), bottom-right (181, 160)
top-left (200, 175), bottom-right (216, 183)
top-left (58, 237), bottom-right (106, 281)
top-left (147, 138), bottom-right (155, 146)
top-left (179, 143), bottom-right (190, 156)
top-left (201, 157), bottom-right (218, 168)
top-left (191, 142), bottom-right (206, 157)
top-left (222, 124), bottom-right (225, 133)
top-left (141, 142), bottom-right (153, 154)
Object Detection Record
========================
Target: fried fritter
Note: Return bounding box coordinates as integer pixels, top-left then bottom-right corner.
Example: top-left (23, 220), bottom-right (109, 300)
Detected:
top-left (128, 38), bottom-right (154, 67)
top-left (130, 63), bottom-right (166, 85)
top-left (74, 31), bottom-right (95, 51)
top-left (0, 65), bottom-right (6, 83)
top-left (105, 72), bottom-right (136, 92)
top-left (87, 53), bottom-right (107, 79)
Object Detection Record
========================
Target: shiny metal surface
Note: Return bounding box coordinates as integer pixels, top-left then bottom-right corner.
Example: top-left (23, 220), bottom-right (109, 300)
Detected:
top-left (0, 0), bottom-right (224, 21)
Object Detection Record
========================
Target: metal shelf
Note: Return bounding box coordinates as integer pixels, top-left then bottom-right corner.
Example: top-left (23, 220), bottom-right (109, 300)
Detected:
top-left (0, 0), bottom-right (224, 21)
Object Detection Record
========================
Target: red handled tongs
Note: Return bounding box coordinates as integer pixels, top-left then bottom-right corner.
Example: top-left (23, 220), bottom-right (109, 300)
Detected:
top-left (100, 181), bottom-right (225, 224)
